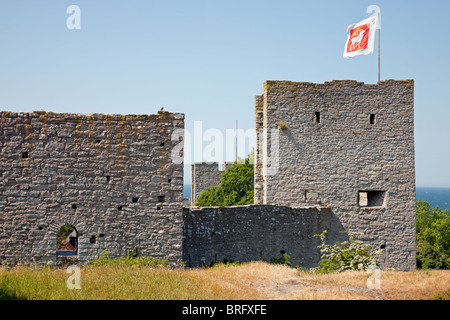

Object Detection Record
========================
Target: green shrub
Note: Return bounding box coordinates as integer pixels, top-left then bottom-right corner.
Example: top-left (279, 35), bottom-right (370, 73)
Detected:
top-left (208, 258), bottom-right (245, 268)
top-left (432, 289), bottom-right (450, 300)
top-left (416, 200), bottom-right (450, 269)
top-left (312, 231), bottom-right (380, 273)
top-left (88, 248), bottom-right (169, 268)
top-left (269, 253), bottom-right (292, 267)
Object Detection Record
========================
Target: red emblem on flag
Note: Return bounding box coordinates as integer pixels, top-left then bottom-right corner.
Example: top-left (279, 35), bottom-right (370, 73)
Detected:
top-left (347, 24), bottom-right (370, 53)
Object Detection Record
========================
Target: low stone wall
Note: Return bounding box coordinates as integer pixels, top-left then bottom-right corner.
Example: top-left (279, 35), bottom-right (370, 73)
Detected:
top-left (182, 205), bottom-right (333, 268)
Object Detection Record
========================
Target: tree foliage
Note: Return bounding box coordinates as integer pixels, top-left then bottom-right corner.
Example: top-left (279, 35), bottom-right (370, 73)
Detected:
top-left (416, 200), bottom-right (450, 269)
top-left (195, 157), bottom-right (254, 207)
top-left (57, 224), bottom-right (76, 250)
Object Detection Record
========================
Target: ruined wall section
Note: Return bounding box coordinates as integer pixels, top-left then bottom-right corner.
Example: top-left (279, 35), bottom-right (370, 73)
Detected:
top-left (256, 80), bottom-right (416, 270)
top-left (254, 95), bottom-right (264, 205)
top-left (183, 205), bottom-right (334, 268)
top-left (0, 110), bottom-right (184, 265)
top-left (190, 162), bottom-right (233, 205)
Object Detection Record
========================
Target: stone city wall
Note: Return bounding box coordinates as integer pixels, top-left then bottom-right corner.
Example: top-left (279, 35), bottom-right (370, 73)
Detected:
top-left (0, 110), bottom-right (184, 265)
top-left (183, 205), bottom-right (335, 268)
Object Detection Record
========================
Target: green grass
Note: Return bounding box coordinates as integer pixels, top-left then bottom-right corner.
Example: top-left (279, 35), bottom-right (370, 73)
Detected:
top-left (432, 289), bottom-right (450, 300)
top-left (0, 265), bottom-right (224, 300)
top-left (2, 262), bottom-right (449, 300)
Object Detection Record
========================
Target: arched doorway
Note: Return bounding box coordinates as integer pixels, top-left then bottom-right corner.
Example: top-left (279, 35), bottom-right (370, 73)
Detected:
top-left (56, 224), bottom-right (78, 257)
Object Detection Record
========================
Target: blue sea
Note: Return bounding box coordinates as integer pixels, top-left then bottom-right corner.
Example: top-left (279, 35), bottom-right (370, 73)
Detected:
top-left (416, 187), bottom-right (450, 210)
top-left (184, 184), bottom-right (450, 210)
top-left (183, 184), bottom-right (191, 201)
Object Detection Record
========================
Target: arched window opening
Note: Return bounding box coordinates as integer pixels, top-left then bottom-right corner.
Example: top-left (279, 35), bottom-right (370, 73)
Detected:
top-left (56, 224), bottom-right (78, 256)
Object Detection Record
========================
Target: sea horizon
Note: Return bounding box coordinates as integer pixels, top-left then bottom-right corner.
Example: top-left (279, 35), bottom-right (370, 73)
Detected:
top-left (183, 184), bottom-right (450, 210)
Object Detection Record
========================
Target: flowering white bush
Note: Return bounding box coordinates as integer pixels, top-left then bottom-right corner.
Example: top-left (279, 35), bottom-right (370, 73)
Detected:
top-left (312, 230), bottom-right (382, 273)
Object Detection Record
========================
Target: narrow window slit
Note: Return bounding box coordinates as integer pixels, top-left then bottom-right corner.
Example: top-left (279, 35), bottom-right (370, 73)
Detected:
top-left (314, 112), bottom-right (321, 123)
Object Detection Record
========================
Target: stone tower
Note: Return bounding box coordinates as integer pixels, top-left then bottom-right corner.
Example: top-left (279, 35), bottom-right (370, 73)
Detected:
top-left (254, 80), bottom-right (416, 270)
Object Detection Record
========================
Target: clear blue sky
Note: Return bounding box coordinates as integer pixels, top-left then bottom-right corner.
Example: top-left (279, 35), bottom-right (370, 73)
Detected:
top-left (1, 0), bottom-right (449, 187)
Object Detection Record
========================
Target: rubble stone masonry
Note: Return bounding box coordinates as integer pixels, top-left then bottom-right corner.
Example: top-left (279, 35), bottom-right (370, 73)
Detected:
top-left (254, 80), bottom-right (416, 270)
top-left (1, 79), bottom-right (416, 271)
top-left (0, 111), bottom-right (184, 265)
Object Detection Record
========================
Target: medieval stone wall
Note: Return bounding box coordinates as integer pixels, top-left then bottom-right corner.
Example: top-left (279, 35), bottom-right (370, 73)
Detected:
top-left (0, 79), bottom-right (417, 271)
top-left (0, 110), bottom-right (184, 265)
top-left (254, 80), bottom-right (416, 270)
top-left (183, 205), bottom-right (335, 268)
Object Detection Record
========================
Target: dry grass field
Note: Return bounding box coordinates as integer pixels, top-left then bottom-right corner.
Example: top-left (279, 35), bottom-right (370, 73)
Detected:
top-left (1, 261), bottom-right (449, 300)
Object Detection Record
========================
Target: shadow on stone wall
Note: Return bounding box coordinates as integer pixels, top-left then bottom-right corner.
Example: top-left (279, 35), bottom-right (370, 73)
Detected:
top-left (182, 205), bottom-right (346, 269)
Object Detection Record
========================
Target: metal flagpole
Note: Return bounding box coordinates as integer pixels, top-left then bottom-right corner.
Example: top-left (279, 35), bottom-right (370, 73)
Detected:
top-left (235, 120), bottom-right (238, 162)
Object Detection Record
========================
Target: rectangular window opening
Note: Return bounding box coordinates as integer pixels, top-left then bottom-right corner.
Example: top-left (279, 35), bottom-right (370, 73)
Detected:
top-left (358, 191), bottom-right (386, 208)
top-left (132, 197), bottom-right (139, 203)
top-left (90, 235), bottom-right (96, 244)
top-left (22, 152), bottom-right (29, 159)
top-left (157, 195), bottom-right (165, 202)
top-left (314, 112), bottom-right (321, 123)
top-left (370, 114), bottom-right (376, 125)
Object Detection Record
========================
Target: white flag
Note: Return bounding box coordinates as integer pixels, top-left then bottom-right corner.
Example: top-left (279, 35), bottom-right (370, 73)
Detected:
top-left (343, 14), bottom-right (378, 58)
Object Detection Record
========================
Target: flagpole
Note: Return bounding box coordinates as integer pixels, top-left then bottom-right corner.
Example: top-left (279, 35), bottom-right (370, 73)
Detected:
top-left (235, 120), bottom-right (238, 162)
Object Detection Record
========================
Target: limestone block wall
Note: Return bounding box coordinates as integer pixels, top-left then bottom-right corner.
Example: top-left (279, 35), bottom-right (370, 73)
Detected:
top-left (0, 110), bottom-right (184, 265)
top-left (254, 80), bottom-right (416, 270)
top-left (182, 205), bottom-right (335, 268)
top-left (254, 95), bottom-right (264, 205)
